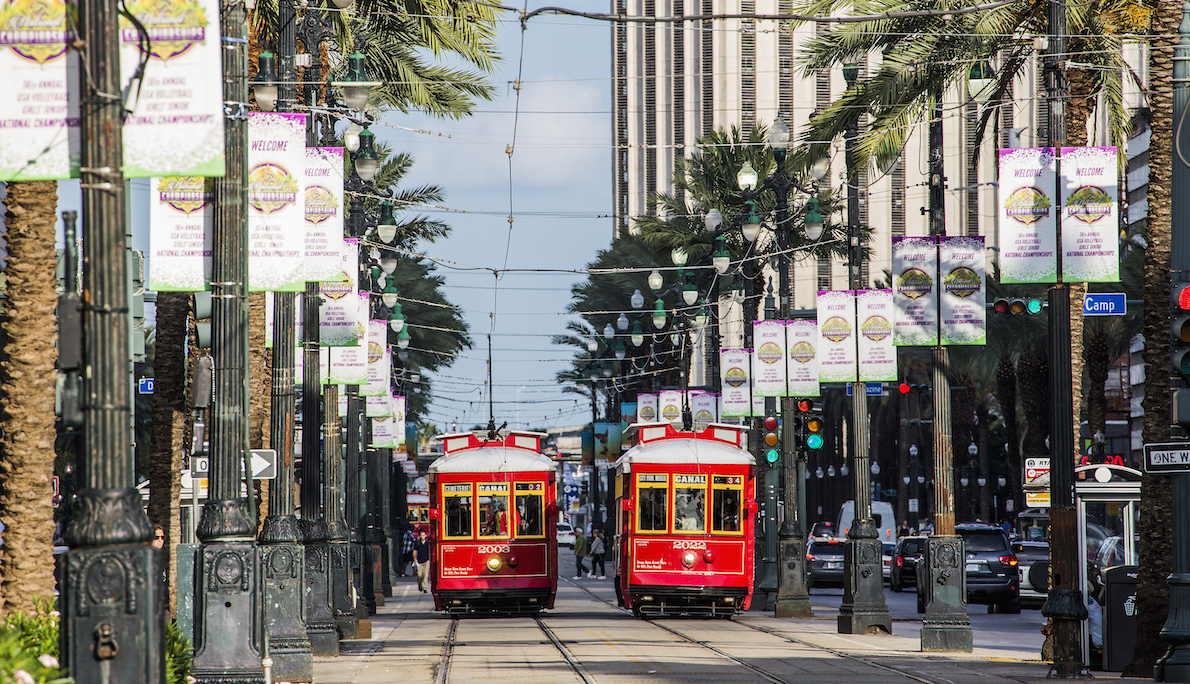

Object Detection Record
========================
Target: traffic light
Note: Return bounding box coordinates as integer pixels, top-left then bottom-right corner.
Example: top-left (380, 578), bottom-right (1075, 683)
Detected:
top-left (1173, 284), bottom-right (1190, 425)
top-left (992, 297), bottom-right (1043, 315)
top-left (794, 399), bottom-right (824, 450)
top-left (896, 382), bottom-right (930, 395)
top-left (762, 407), bottom-right (780, 465)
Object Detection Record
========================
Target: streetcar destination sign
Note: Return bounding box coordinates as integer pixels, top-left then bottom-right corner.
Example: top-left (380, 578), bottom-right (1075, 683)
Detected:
top-left (1143, 442), bottom-right (1190, 473)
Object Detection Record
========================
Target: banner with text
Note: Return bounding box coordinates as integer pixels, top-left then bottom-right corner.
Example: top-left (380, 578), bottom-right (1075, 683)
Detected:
top-left (366, 394), bottom-right (392, 418)
top-left (119, 0), bottom-right (224, 177)
top-left (149, 176), bottom-right (212, 291)
top-left (719, 348), bottom-right (751, 417)
top-left (320, 238), bottom-right (358, 346)
top-left (247, 112), bottom-right (306, 291)
top-left (691, 391), bottom-right (718, 431)
top-left (1060, 146), bottom-right (1119, 282)
top-left (637, 393), bottom-right (658, 423)
top-left (363, 320), bottom-right (389, 396)
top-left (372, 417), bottom-right (394, 448)
top-left (892, 236), bottom-right (938, 346)
top-left (817, 290), bottom-right (858, 383)
top-left (785, 320), bottom-right (820, 396)
top-left (940, 236), bottom-right (987, 345)
top-left (857, 290), bottom-right (896, 381)
top-left (327, 344), bottom-right (366, 386)
top-left (751, 320), bottom-right (788, 397)
top-left (999, 147), bottom-right (1058, 283)
top-left (303, 147), bottom-right (344, 282)
top-left (659, 389), bottom-right (683, 427)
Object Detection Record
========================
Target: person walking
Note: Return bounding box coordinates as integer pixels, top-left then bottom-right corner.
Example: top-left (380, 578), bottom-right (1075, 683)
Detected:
top-left (573, 526), bottom-right (589, 579)
top-left (400, 526), bottom-right (416, 577)
top-left (589, 529), bottom-right (606, 579)
top-left (412, 528), bottom-right (432, 593)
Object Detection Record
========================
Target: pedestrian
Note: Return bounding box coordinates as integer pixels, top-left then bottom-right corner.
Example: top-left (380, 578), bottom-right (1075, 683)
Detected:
top-left (573, 526), bottom-right (589, 579)
top-left (412, 528), bottom-right (432, 594)
top-left (589, 530), bottom-right (606, 580)
top-left (401, 526), bottom-right (416, 577)
top-left (152, 526), bottom-right (165, 549)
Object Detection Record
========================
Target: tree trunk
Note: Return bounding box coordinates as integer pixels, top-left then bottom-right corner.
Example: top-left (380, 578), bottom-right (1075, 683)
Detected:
top-left (248, 291), bottom-right (270, 531)
top-left (147, 291), bottom-right (189, 614)
top-left (994, 358), bottom-right (1021, 513)
top-left (1123, 0), bottom-right (1177, 672)
top-left (1084, 324), bottom-right (1111, 444)
top-left (977, 402), bottom-right (991, 523)
top-left (1017, 348), bottom-right (1049, 459)
top-left (0, 181), bottom-right (60, 615)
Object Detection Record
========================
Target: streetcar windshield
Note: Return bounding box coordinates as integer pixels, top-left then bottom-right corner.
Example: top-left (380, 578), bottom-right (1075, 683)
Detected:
top-left (673, 474), bottom-right (706, 532)
top-left (637, 473), bottom-right (668, 532)
top-left (442, 484), bottom-right (473, 538)
top-left (515, 482), bottom-right (544, 537)
top-left (478, 483), bottom-right (510, 538)
top-left (712, 475), bottom-right (743, 533)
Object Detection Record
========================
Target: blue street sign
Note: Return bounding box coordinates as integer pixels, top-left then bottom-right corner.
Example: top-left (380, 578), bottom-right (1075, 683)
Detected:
top-left (1083, 293), bottom-right (1126, 316)
top-left (846, 382), bottom-right (885, 397)
top-left (138, 378), bottom-right (154, 394)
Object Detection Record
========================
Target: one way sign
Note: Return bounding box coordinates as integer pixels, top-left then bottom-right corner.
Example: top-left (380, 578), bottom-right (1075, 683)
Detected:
top-left (190, 450), bottom-right (276, 480)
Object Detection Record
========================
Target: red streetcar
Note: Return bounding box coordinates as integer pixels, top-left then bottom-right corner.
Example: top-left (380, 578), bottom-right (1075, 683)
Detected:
top-left (427, 430), bottom-right (558, 615)
top-left (613, 423), bottom-right (756, 618)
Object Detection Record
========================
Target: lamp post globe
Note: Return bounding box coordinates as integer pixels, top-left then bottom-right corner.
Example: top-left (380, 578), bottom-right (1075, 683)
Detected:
top-left (630, 288), bottom-right (645, 310)
top-left (617, 312), bottom-right (629, 331)
top-left (648, 269), bottom-right (664, 292)
top-left (603, 323), bottom-right (615, 340)
top-left (704, 208), bottom-right (723, 232)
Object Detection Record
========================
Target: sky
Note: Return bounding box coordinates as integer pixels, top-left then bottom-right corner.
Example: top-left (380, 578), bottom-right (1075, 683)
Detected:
top-left (363, 8), bottom-right (614, 433)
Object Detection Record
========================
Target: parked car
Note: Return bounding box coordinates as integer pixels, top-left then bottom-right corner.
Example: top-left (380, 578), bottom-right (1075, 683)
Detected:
top-left (807, 539), bottom-right (846, 587)
top-left (1013, 540), bottom-right (1049, 607)
top-left (917, 524), bottom-right (1019, 613)
top-left (809, 521), bottom-right (836, 540)
top-left (882, 543), bottom-right (895, 582)
top-left (890, 536), bottom-right (927, 592)
top-left (556, 522), bottom-right (576, 548)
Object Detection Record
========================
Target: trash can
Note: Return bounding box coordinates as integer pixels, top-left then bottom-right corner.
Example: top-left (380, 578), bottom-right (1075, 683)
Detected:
top-left (1102, 565), bottom-right (1139, 672)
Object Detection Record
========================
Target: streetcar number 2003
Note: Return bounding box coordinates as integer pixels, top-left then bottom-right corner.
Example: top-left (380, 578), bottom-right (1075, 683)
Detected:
top-left (673, 540), bottom-right (706, 550)
top-left (478, 545), bottom-right (511, 555)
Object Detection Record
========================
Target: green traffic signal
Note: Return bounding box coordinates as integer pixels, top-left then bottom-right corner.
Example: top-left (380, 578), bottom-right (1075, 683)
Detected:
top-left (806, 434), bottom-right (824, 449)
top-left (1026, 299), bottom-right (1043, 314)
top-left (765, 448), bottom-right (780, 464)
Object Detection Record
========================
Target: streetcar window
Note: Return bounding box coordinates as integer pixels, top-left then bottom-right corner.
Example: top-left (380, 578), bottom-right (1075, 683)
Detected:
top-left (515, 482), bottom-right (544, 537)
top-left (712, 490), bottom-right (742, 532)
top-left (478, 483), bottom-right (510, 538)
top-left (442, 484), bottom-right (473, 538)
top-left (673, 474), bottom-right (707, 532)
top-left (636, 473), bottom-right (668, 532)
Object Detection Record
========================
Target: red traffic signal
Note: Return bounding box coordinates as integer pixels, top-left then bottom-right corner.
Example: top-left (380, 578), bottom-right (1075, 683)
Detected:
top-left (764, 415), bottom-right (778, 431)
top-left (1175, 283), bottom-right (1190, 311)
top-left (796, 398), bottom-right (813, 412)
top-left (899, 382), bottom-right (911, 395)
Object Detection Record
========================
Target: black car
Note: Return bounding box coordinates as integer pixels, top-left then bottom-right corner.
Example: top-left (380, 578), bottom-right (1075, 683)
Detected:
top-left (916, 524), bottom-right (1020, 613)
top-left (807, 539), bottom-right (846, 587)
top-left (890, 536), bottom-right (927, 592)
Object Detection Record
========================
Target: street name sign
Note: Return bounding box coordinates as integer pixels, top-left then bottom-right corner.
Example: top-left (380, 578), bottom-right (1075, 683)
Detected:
top-left (1083, 293), bottom-right (1126, 316)
top-left (845, 382), bottom-right (885, 397)
top-left (138, 378), bottom-right (155, 394)
top-left (1143, 442), bottom-right (1190, 473)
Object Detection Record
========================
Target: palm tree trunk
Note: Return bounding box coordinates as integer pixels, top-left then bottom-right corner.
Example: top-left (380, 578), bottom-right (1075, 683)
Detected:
top-left (1084, 324), bottom-right (1111, 443)
top-left (1017, 348), bottom-right (1049, 459)
top-left (994, 358), bottom-right (1021, 512)
top-left (147, 291), bottom-right (189, 614)
top-left (249, 291), bottom-right (270, 531)
top-left (1124, 0), bottom-right (1177, 672)
top-left (0, 181), bottom-right (60, 615)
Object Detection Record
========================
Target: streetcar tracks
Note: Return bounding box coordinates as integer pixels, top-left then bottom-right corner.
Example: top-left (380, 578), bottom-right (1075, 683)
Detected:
top-left (434, 618), bottom-right (458, 684)
top-left (535, 616), bottom-right (600, 684)
top-left (436, 614), bottom-right (597, 684)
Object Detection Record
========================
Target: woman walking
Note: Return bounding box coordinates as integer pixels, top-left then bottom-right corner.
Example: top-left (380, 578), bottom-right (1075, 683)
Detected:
top-left (589, 529), bottom-right (606, 580)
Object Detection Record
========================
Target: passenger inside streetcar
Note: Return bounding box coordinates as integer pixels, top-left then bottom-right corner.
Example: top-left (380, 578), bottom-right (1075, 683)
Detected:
top-left (674, 489), bottom-right (706, 531)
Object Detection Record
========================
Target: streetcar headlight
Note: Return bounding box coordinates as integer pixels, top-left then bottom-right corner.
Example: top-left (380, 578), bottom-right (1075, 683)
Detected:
top-left (486, 557), bottom-right (502, 572)
top-left (682, 551), bottom-right (697, 568)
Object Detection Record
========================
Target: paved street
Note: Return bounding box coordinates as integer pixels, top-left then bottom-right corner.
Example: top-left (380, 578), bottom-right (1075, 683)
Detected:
top-left (312, 555), bottom-right (1142, 684)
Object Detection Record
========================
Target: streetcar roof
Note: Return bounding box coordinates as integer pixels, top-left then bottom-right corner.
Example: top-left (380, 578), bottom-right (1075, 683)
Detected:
top-left (428, 446), bottom-right (555, 473)
top-left (616, 424), bottom-right (755, 468)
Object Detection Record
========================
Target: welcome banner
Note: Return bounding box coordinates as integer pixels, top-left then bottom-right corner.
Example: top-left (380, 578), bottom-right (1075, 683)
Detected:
top-left (817, 290), bottom-right (858, 383)
top-left (856, 290), bottom-right (896, 382)
top-left (751, 320), bottom-right (787, 397)
top-left (637, 393), bottom-right (659, 423)
top-left (940, 236), bottom-right (987, 345)
top-left (149, 176), bottom-right (213, 291)
top-left (659, 389), bottom-right (683, 427)
top-left (785, 320), bottom-right (820, 397)
top-left (691, 391), bottom-right (717, 431)
top-left (363, 320), bottom-right (389, 397)
top-left (719, 348), bottom-right (751, 417)
top-left (320, 238), bottom-right (358, 346)
top-left (247, 112), bottom-right (306, 291)
top-left (304, 147), bottom-right (344, 282)
top-left (1060, 146), bottom-right (1119, 283)
top-left (394, 396), bottom-right (407, 446)
top-left (892, 236), bottom-right (939, 346)
top-left (999, 147), bottom-right (1058, 283)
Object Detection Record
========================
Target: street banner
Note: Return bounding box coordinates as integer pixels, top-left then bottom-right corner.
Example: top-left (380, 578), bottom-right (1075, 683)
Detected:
top-left (659, 389), bottom-right (682, 427)
top-left (149, 176), bottom-right (213, 291)
top-left (593, 422), bottom-right (621, 461)
top-left (363, 320), bottom-right (389, 397)
top-left (637, 393), bottom-right (658, 423)
top-left (786, 320), bottom-right (820, 397)
top-left (717, 394), bottom-right (743, 425)
top-left (366, 394), bottom-right (392, 418)
top-left (304, 147), bottom-right (344, 282)
top-left (939, 236), bottom-right (987, 345)
top-left (817, 290), bottom-right (858, 383)
top-left (247, 112), bottom-right (306, 291)
top-left (1060, 146), bottom-right (1120, 282)
top-left (394, 396), bottom-right (406, 446)
top-left (372, 417), bottom-right (394, 448)
top-left (892, 236), bottom-right (938, 346)
top-left (692, 391), bottom-right (717, 431)
top-left (0, 0), bottom-right (79, 180)
top-left (327, 344), bottom-right (366, 386)
top-left (751, 320), bottom-right (787, 397)
top-left (719, 348), bottom-right (752, 417)
top-left (999, 147), bottom-right (1058, 283)
top-left (752, 392), bottom-right (765, 418)
top-left (857, 290), bottom-right (896, 381)
top-left (320, 238), bottom-right (358, 346)
top-left (119, 0), bottom-right (224, 177)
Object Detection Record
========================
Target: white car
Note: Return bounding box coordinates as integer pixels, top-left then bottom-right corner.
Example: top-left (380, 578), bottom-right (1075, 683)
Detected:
top-left (556, 522), bottom-right (576, 548)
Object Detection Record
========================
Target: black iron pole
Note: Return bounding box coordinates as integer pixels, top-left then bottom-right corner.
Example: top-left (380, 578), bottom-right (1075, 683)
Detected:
top-left (61, 0), bottom-right (164, 677)
top-left (191, 3), bottom-right (264, 680)
top-left (838, 103), bottom-right (891, 636)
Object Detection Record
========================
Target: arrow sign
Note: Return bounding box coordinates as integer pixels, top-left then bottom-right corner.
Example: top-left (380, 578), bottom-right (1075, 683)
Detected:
top-left (251, 449), bottom-right (277, 480)
top-left (1083, 293), bottom-right (1126, 316)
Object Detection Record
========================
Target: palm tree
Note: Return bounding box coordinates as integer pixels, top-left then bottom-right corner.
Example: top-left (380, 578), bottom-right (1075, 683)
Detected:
top-left (0, 180), bottom-right (60, 616)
